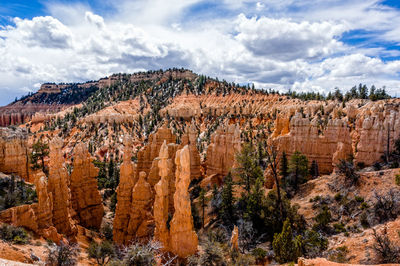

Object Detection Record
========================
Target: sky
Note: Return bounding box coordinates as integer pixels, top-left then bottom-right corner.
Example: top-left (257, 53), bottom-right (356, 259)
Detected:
top-left (1, 0), bottom-right (400, 106)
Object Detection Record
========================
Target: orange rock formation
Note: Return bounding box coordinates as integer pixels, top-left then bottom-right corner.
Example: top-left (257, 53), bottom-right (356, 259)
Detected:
top-left (113, 136), bottom-right (137, 244)
top-left (170, 145), bottom-right (198, 258)
top-left (273, 113), bottom-right (353, 174)
top-left (181, 122), bottom-right (201, 180)
top-left (123, 171), bottom-right (153, 245)
top-left (206, 124), bottom-right (241, 178)
top-left (0, 128), bottom-right (30, 181)
top-left (231, 225), bottom-right (239, 251)
top-left (69, 143), bottom-right (103, 230)
top-left (136, 124), bottom-right (176, 176)
top-left (0, 172), bottom-right (62, 244)
top-left (47, 137), bottom-right (77, 240)
top-left (153, 141), bottom-right (172, 250)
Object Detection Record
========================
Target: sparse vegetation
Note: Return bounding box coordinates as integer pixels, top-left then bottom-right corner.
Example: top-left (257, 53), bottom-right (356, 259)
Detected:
top-left (0, 175), bottom-right (37, 211)
top-left (272, 219), bottom-right (302, 264)
top-left (88, 241), bottom-right (115, 265)
top-left (372, 227), bottom-right (400, 263)
top-left (0, 224), bottom-right (30, 244)
top-left (30, 139), bottom-right (49, 174)
top-left (337, 159), bottom-right (360, 186)
top-left (46, 242), bottom-right (79, 266)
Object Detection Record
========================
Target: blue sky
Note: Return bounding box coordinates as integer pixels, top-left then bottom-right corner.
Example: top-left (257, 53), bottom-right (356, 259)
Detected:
top-left (1, 0), bottom-right (400, 105)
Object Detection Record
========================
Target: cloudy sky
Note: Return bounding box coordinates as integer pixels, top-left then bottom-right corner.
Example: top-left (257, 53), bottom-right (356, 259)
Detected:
top-left (1, 0), bottom-right (400, 106)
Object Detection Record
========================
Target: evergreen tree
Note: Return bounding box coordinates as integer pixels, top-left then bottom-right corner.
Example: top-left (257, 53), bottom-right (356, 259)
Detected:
top-left (286, 151), bottom-right (309, 193)
top-left (280, 151), bottom-right (289, 179)
top-left (310, 160), bottom-right (319, 178)
top-left (220, 172), bottom-right (235, 226)
top-left (236, 143), bottom-right (263, 195)
top-left (199, 188), bottom-right (208, 228)
top-left (245, 177), bottom-right (265, 234)
top-left (272, 219), bottom-right (303, 264)
top-left (30, 140), bottom-right (49, 174)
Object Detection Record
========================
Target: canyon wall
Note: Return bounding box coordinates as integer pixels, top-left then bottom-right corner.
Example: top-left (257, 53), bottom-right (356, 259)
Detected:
top-left (206, 124), bottom-right (241, 178)
top-left (0, 104), bottom-right (65, 127)
top-left (273, 113), bottom-right (353, 174)
top-left (136, 124), bottom-right (176, 176)
top-left (0, 128), bottom-right (30, 181)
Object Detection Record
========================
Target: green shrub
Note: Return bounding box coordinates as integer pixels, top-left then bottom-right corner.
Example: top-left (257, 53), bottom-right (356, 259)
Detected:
top-left (395, 174), bottom-right (400, 186)
top-left (313, 206), bottom-right (331, 232)
top-left (120, 243), bottom-right (157, 266)
top-left (0, 224), bottom-right (30, 244)
top-left (251, 247), bottom-right (267, 261)
top-left (88, 241), bottom-right (115, 265)
top-left (301, 230), bottom-right (328, 258)
top-left (372, 227), bottom-right (400, 263)
top-left (0, 176), bottom-right (37, 211)
top-left (101, 223), bottom-right (113, 241)
top-left (199, 241), bottom-right (227, 266)
top-left (354, 196), bottom-right (364, 203)
top-left (207, 226), bottom-right (228, 244)
top-left (46, 242), bottom-right (78, 266)
top-left (360, 211), bottom-right (369, 228)
top-left (334, 193), bottom-right (342, 202)
top-left (333, 223), bottom-right (346, 233)
top-left (272, 219), bottom-right (302, 264)
top-left (232, 253), bottom-right (254, 266)
top-left (360, 202), bottom-right (368, 210)
top-left (109, 192), bottom-right (117, 213)
top-left (328, 246), bottom-right (349, 263)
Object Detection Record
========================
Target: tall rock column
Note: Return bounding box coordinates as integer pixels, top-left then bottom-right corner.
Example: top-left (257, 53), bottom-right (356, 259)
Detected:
top-left (70, 143), bottom-right (103, 230)
top-left (34, 172), bottom-right (62, 244)
top-left (125, 171), bottom-right (153, 244)
top-left (113, 136), bottom-right (137, 244)
top-left (170, 145), bottom-right (198, 258)
top-left (154, 141), bottom-right (171, 250)
top-left (181, 122), bottom-right (201, 180)
top-left (48, 137), bottom-right (77, 240)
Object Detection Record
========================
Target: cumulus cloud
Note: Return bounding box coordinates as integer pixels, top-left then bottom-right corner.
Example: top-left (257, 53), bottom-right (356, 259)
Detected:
top-left (1, 0), bottom-right (400, 106)
top-left (235, 14), bottom-right (347, 61)
top-left (3, 16), bottom-right (73, 49)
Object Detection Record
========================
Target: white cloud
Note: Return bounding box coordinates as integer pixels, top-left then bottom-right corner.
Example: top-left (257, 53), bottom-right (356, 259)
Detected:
top-left (85, 12), bottom-right (105, 29)
top-left (1, 0), bottom-right (400, 106)
top-left (2, 16), bottom-right (73, 49)
top-left (235, 14), bottom-right (347, 61)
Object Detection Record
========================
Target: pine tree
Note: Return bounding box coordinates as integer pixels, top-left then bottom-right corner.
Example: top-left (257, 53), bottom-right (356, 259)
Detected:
top-left (288, 151), bottom-right (309, 191)
top-left (280, 151), bottom-right (289, 179)
top-left (30, 140), bottom-right (49, 174)
top-left (199, 188), bottom-right (208, 228)
top-left (245, 177), bottom-right (265, 233)
top-left (220, 172), bottom-right (235, 226)
top-left (236, 143), bottom-right (263, 195)
top-left (310, 160), bottom-right (319, 178)
top-left (108, 157), bottom-right (114, 181)
top-left (272, 219), bottom-right (303, 263)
